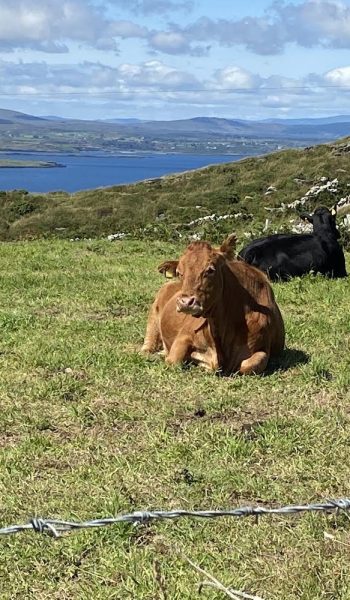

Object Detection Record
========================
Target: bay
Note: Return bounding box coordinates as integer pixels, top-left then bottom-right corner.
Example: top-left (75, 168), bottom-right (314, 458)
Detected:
top-left (0, 151), bottom-right (247, 193)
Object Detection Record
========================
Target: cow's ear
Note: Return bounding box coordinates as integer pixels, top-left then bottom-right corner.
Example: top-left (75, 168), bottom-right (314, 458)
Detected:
top-left (158, 260), bottom-right (179, 279)
top-left (300, 212), bottom-right (313, 223)
top-left (331, 204), bottom-right (337, 216)
top-left (219, 233), bottom-right (237, 259)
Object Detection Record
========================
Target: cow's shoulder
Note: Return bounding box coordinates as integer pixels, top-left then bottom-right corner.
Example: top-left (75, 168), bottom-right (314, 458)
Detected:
top-left (227, 258), bottom-right (277, 307)
top-left (228, 258), bottom-right (270, 284)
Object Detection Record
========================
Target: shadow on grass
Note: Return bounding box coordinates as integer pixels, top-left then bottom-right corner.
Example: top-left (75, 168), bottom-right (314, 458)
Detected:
top-left (264, 347), bottom-right (310, 376)
top-left (143, 346), bottom-right (310, 377)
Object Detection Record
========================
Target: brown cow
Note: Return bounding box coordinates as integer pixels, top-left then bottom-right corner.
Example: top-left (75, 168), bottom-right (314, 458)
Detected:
top-left (142, 234), bottom-right (285, 375)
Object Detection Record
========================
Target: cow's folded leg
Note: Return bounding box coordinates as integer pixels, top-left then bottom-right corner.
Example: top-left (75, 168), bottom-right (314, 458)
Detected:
top-left (191, 350), bottom-right (218, 371)
top-left (239, 351), bottom-right (269, 375)
top-left (165, 336), bottom-right (192, 365)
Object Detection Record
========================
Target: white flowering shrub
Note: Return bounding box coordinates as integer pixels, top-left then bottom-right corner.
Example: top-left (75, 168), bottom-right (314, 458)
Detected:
top-left (107, 232), bottom-right (127, 241)
top-left (264, 178), bottom-right (348, 215)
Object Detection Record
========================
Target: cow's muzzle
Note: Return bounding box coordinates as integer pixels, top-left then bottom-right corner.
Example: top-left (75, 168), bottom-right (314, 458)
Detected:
top-left (177, 295), bottom-right (203, 317)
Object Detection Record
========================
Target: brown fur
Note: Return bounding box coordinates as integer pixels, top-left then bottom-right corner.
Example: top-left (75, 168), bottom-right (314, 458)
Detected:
top-left (142, 236), bottom-right (285, 375)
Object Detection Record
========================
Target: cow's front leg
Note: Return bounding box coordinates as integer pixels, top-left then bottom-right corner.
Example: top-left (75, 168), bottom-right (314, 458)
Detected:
top-left (142, 303), bottom-right (162, 354)
top-left (165, 335), bottom-right (193, 366)
top-left (239, 351), bottom-right (269, 375)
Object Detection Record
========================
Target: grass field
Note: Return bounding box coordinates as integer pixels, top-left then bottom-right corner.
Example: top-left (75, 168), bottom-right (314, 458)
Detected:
top-left (1, 238), bottom-right (350, 599)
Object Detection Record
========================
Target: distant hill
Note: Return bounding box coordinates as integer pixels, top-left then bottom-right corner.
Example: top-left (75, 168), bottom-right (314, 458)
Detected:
top-left (122, 116), bottom-right (350, 139)
top-left (0, 109), bottom-right (48, 123)
top-left (25, 112), bottom-right (350, 127)
top-left (263, 116), bottom-right (350, 125)
top-left (2, 108), bottom-right (350, 153)
top-left (1, 108), bottom-right (350, 138)
top-left (101, 118), bottom-right (145, 124)
top-left (42, 115), bottom-right (74, 121)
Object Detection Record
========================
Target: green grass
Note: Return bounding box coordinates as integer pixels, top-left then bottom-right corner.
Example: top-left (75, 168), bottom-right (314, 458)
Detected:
top-left (1, 238), bottom-right (350, 598)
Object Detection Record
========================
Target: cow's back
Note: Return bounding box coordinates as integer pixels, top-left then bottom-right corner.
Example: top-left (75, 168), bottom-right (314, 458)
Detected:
top-left (239, 233), bottom-right (312, 260)
top-left (239, 233), bottom-right (317, 279)
top-left (239, 232), bottom-right (347, 280)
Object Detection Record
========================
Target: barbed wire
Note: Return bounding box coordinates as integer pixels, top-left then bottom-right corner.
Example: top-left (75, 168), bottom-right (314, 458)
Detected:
top-left (1, 498), bottom-right (350, 539)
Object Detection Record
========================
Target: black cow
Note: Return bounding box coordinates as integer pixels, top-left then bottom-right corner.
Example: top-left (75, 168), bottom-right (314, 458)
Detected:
top-left (238, 206), bottom-right (347, 281)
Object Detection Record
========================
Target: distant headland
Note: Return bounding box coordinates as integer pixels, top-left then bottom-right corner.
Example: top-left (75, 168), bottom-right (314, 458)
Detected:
top-left (0, 159), bottom-right (65, 169)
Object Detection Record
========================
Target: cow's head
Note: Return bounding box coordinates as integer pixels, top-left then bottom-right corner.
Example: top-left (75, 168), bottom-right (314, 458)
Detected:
top-left (175, 234), bottom-right (237, 317)
top-left (300, 205), bottom-right (340, 239)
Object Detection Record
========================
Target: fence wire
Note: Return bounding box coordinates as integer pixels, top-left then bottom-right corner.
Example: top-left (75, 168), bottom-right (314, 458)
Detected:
top-left (1, 498), bottom-right (350, 539)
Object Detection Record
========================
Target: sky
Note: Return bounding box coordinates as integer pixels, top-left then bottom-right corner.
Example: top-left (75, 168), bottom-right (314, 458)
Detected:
top-left (1, 0), bottom-right (350, 121)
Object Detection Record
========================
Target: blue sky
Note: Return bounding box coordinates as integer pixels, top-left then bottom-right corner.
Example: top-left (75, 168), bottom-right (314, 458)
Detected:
top-left (1, 0), bottom-right (350, 120)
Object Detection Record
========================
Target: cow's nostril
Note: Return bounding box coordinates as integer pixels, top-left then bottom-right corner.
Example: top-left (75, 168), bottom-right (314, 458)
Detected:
top-left (187, 296), bottom-right (196, 307)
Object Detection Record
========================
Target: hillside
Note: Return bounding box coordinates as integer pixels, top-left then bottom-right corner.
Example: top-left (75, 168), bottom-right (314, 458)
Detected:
top-left (1, 136), bottom-right (350, 244)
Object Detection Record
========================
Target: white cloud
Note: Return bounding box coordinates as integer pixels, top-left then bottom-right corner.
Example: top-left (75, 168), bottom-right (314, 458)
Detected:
top-left (0, 58), bottom-right (200, 95)
top-left (261, 95), bottom-right (293, 108)
top-left (148, 31), bottom-right (208, 56)
top-left (116, 59), bottom-right (200, 89)
top-left (2, 0), bottom-right (350, 59)
top-left (0, 0), bottom-right (120, 52)
top-left (0, 0), bottom-right (208, 56)
top-left (324, 65), bottom-right (350, 87)
top-left (273, 0), bottom-right (350, 49)
top-left (108, 21), bottom-right (148, 39)
top-left (149, 32), bottom-right (189, 53)
top-left (175, 1), bottom-right (350, 56)
top-left (213, 66), bottom-right (261, 90)
top-left (183, 15), bottom-right (286, 55)
top-left (0, 57), bottom-right (330, 97)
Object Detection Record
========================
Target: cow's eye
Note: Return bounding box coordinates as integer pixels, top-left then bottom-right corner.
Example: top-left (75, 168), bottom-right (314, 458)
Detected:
top-left (205, 265), bottom-right (216, 276)
top-left (176, 270), bottom-right (183, 278)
